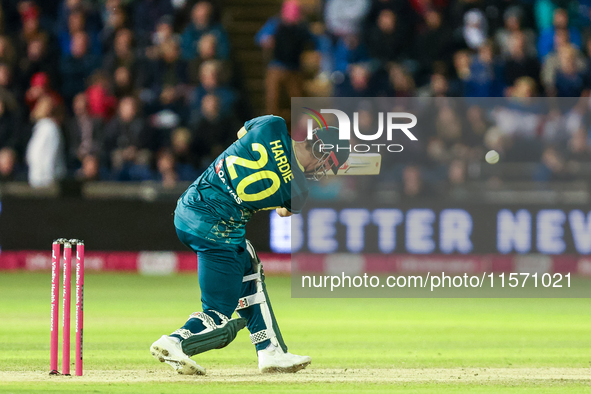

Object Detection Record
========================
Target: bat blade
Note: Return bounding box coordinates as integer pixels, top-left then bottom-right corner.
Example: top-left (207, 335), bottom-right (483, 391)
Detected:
top-left (330, 153), bottom-right (382, 175)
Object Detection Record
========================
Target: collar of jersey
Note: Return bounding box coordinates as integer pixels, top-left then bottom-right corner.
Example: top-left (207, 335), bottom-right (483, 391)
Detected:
top-left (292, 140), bottom-right (306, 172)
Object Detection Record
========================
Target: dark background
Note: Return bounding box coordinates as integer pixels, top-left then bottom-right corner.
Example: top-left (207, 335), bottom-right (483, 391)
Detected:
top-left (0, 197), bottom-right (270, 251)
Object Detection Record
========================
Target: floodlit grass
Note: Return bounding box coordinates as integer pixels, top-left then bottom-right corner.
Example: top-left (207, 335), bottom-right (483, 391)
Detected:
top-left (1, 272), bottom-right (590, 393)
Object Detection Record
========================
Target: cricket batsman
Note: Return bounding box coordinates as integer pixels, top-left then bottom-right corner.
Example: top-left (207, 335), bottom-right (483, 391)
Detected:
top-left (150, 115), bottom-right (349, 374)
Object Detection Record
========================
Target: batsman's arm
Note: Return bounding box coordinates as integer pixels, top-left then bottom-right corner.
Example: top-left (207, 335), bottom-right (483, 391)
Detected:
top-left (276, 207), bottom-right (292, 217)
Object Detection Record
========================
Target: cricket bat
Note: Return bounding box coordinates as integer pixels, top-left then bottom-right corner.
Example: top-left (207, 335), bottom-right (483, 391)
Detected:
top-left (329, 153), bottom-right (382, 175)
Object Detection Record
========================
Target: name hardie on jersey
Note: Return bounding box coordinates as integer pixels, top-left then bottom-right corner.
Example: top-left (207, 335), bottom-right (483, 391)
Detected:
top-left (269, 140), bottom-right (293, 183)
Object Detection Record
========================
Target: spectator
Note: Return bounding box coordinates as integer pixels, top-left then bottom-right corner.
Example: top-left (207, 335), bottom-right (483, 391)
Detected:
top-left (401, 165), bottom-right (431, 199)
top-left (58, 8), bottom-right (100, 56)
top-left (104, 96), bottom-right (151, 171)
top-left (541, 31), bottom-right (586, 94)
top-left (100, 4), bottom-right (128, 53)
top-left (387, 64), bottom-right (416, 97)
top-left (133, 0), bottom-right (174, 48)
top-left (256, 0), bottom-right (313, 117)
top-left (99, 0), bottom-right (123, 26)
top-left (553, 45), bottom-right (589, 98)
top-left (364, 9), bottom-right (407, 64)
top-left (157, 149), bottom-right (199, 187)
top-left (537, 8), bottom-right (582, 60)
top-left (85, 71), bottom-right (117, 120)
top-left (533, 146), bottom-right (573, 181)
top-left (493, 84), bottom-right (546, 162)
top-left (113, 66), bottom-right (135, 99)
top-left (60, 32), bottom-right (100, 103)
top-left (418, 72), bottom-right (453, 97)
top-left (408, 0), bottom-right (447, 19)
top-left (19, 34), bottom-right (60, 93)
top-left (584, 35), bottom-right (591, 79)
top-left (103, 28), bottom-right (137, 75)
top-left (415, 11), bottom-right (452, 80)
top-left (26, 95), bottom-right (66, 187)
top-left (181, 1), bottom-right (230, 60)
top-left (188, 33), bottom-right (222, 84)
top-left (511, 76), bottom-right (538, 98)
top-left (433, 105), bottom-right (465, 160)
top-left (333, 34), bottom-right (370, 74)
top-left (145, 15), bottom-right (176, 60)
top-left (453, 50), bottom-right (472, 84)
top-left (147, 85), bottom-right (188, 149)
top-left (170, 127), bottom-right (198, 175)
top-left (448, 159), bottom-right (466, 185)
top-left (567, 129), bottom-right (591, 162)
top-left (464, 41), bottom-right (505, 97)
top-left (189, 60), bottom-right (236, 124)
top-left (24, 72), bottom-right (62, 113)
top-left (0, 93), bottom-right (19, 153)
top-left (154, 149), bottom-right (177, 187)
top-left (463, 105), bottom-right (489, 151)
top-left (324, 0), bottom-right (370, 38)
top-left (197, 33), bottom-right (218, 61)
top-left (0, 147), bottom-right (17, 181)
top-left (462, 9), bottom-right (488, 50)
top-left (191, 93), bottom-right (235, 167)
top-left (150, 39), bottom-right (187, 97)
top-left (17, 3), bottom-right (48, 55)
top-left (65, 92), bottom-right (104, 166)
top-left (495, 6), bottom-right (537, 59)
top-left (0, 35), bottom-right (17, 70)
top-left (0, 64), bottom-right (21, 110)
top-left (366, 0), bottom-right (417, 31)
top-left (334, 63), bottom-right (374, 97)
top-left (75, 153), bottom-right (103, 181)
top-left (504, 31), bottom-right (541, 87)
top-left (57, 0), bottom-right (101, 37)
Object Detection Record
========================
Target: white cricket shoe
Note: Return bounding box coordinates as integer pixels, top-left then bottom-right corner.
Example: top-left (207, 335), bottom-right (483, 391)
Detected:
top-left (257, 344), bottom-right (311, 373)
top-left (150, 335), bottom-right (206, 375)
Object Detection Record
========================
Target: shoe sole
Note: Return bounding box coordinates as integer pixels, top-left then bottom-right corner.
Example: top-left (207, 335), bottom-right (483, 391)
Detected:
top-left (150, 343), bottom-right (206, 375)
top-left (260, 360), bottom-right (311, 374)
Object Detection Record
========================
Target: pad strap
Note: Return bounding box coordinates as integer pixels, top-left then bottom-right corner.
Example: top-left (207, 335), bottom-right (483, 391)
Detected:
top-left (187, 311), bottom-right (216, 331)
top-left (236, 292), bottom-right (266, 310)
top-left (250, 328), bottom-right (275, 345)
top-left (242, 273), bottom-right (260, 282)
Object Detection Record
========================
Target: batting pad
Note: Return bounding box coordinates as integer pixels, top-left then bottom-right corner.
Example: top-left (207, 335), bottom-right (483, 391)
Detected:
top-left (237, 240), bottom-right (288, 353)
top-left (181, 318), bottom-right (247, 357)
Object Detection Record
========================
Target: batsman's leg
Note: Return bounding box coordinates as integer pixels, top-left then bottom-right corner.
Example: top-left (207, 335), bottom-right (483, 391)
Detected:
top-left (150, 230), bottom-right (247, 375)
top-left (236, 240), bottom-right (311, 373)
top-left (174, 246), bottom-right (247, 358)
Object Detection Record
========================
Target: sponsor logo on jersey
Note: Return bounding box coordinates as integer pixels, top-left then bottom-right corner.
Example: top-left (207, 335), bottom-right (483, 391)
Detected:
top-left (216, 163), bottom-right (243, 204)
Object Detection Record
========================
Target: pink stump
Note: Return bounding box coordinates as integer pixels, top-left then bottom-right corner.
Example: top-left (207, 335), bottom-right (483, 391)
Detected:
top-left (50, 241), bottom-right (61, 374)
top-left (75, 242), bottom-right (84, 376)
top-left (62, 243), bottom-right (72, 375)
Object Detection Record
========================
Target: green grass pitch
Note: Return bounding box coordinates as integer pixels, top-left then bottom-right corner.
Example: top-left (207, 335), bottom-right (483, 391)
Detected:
top-left (1, 272), bottom-right (590, 393)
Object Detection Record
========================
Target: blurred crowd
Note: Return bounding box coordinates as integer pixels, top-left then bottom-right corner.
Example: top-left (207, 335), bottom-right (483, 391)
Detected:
top-left (258, 0), bottom-right (591, 199)
top-left (0, 0), bottom-right (245, 187)
top-left (1, 0), bottom-right (591, 192)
